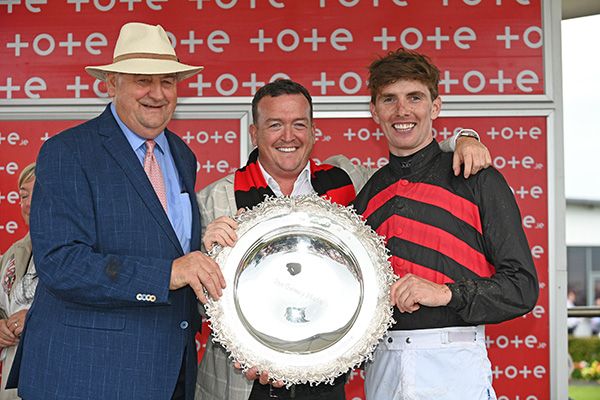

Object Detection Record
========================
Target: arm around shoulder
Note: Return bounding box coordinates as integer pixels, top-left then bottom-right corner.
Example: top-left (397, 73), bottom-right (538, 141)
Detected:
top-left (324, 154), bottom-right (375, 194)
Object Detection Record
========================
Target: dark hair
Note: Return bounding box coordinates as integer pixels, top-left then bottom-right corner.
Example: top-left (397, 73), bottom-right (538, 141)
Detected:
top-left (252, 79), bottom-right (313, 124)
top-left (368, 49), bottom-right (440, 103)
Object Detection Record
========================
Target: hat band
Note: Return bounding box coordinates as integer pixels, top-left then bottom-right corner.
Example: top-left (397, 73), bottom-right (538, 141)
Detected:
top-left (112, 52), bottom-right (179, 63)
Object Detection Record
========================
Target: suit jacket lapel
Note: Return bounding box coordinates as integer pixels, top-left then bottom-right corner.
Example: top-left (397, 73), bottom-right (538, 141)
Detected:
top-left (97, 106), bottom-right (183, 255)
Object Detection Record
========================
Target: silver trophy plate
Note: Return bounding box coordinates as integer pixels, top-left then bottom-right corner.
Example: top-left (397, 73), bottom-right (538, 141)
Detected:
top-left (204, 195), bottom-right (395, 385)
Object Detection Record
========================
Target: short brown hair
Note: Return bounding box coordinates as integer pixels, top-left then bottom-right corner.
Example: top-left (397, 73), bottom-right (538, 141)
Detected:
top-left (368, 49), bottom-right (440, 103)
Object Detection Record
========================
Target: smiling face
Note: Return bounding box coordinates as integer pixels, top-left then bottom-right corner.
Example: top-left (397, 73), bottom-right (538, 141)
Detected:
top-left (106, 73), bottom-right (178, 139)
top-left (370, 79), bottom-right (441, 157)
top-left (250, 94), bottom-right (315, 184)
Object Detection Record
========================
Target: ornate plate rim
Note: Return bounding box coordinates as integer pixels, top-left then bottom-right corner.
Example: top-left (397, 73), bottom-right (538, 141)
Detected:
top-left (204, 195), bottom-right (395, 385)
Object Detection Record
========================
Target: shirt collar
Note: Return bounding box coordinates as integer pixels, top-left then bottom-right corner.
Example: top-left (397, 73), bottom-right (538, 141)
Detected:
top-left (388, 140), bottom-right (441, 177)
top-left (110, 102), bottom-right (167, 154)
top-left (258, 160), bottom-right (312, 196)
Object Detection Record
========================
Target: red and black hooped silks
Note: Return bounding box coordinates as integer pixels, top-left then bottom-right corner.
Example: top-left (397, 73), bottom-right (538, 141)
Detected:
top-left (352, 140), bottom-right (538, 330)
top-left (354, 142), bottom-right (494, 287)
top-left (233, 148), bottom-right (356, 210)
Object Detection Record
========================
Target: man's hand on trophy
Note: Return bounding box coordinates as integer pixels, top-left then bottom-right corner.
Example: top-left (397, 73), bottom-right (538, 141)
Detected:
top-left (202, 215), bottom-right (239, 251)
top-left (233, 361), bottom-right (285, 387)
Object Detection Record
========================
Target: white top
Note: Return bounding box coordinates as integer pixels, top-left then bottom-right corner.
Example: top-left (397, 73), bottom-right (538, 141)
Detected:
top-left (258, 161), bottom-right (316, 197)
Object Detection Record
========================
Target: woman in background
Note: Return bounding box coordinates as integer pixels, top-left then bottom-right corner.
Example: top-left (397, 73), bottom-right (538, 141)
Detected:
top-left (0, 163), bottom-right (38, 400)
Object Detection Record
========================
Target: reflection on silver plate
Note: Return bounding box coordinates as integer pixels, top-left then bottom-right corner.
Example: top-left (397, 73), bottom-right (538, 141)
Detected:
top-left (204, 195), bottom-right (395, 386)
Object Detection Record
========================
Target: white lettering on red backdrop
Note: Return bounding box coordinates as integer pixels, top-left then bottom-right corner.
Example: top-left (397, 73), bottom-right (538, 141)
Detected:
top-left (0, 1), bottom-right (548, 398)
top-left (1, 1), bottom-right (543, 98)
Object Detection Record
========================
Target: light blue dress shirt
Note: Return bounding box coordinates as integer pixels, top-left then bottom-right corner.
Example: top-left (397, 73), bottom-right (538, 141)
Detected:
top-left (110, 103), bottom-right (192, 253)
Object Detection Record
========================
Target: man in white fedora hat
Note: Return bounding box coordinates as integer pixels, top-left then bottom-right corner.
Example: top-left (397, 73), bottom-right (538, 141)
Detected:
top-left (8, 22), bottom-right (225, 400)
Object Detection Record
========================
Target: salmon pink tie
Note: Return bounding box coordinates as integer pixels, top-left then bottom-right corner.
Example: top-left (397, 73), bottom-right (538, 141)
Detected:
top-left (144, 139), bottom-right (168, 212)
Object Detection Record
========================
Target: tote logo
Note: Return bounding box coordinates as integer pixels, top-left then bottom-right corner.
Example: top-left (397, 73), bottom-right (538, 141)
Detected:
top-left (486, 334), bottom-right (541, 350)
top-left (486, 126), bottom-right (543, 141)
top-left (492, 364), bottom-right (546, 380)
top-left (1, 1), bottom-right (544, 98)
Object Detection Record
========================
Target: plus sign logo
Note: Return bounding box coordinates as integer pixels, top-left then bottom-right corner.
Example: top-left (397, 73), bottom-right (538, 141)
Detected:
top-left (343, 127), bottom-right (384, 142)
top-left (496, 25), bottom-right (543, 50)
top-left (433, 127), bottom-right (454, 141)
top-left (491, 364), bottom-right (546, 380)
top-left (311, 71), bottom-right (363, 95)
top-left (312, 72), bottom-right (336, 95)
top-left (249, 28), bottom-right (353, 54)
top-left (485, 335), bottom-right (540, 350)
top-left (486, 126), bottom-right (542, 141)
top-left (72, 76), bottom-right (107, 98)
top-left (0, 131), bottom-right (27, 146)
top-left (349, 156), bottom-right (388, 170)
top-left (511, 185), bottom-right (544, 200)
top-left (181, 30), bottom-right (204, 53)
top-left (439, 70), bottom-right (460, 93)
top-left (372, 26), bottom-right (456, 52)
top-left (188, 74), bottom-right (213, 96)
top-left (181, 130), bottom-right (238, 145)
top-left (0, 77), bottom-right (22, 99)
top-left (493, 155), bottom-right (543, 170)
top-left (196, 160), bottom-right (231, 174)
top-left (187, 73), bottom-right (273, 96)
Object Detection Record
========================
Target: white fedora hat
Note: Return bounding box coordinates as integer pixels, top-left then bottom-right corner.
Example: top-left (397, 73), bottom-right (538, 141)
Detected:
top-left (85, 22), bottom-right (203, 81)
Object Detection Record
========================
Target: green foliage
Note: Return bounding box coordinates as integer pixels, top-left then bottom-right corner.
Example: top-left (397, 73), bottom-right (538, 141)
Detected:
top-left (570, 337), bottom-right (600, 381)
top-left (574, 361), bottom-right (600, 381)
top-left (570, 337), bottom-right (600, 362)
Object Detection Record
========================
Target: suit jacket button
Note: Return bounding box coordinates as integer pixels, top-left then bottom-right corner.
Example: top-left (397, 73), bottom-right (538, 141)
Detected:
top-left (180, 321), bottom-right (189, 330)
top-left (136, 293), bottom-right (143, 301)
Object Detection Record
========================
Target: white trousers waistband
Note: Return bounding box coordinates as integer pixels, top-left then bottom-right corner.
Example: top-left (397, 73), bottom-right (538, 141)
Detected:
top-left (383, 326), bottom-right (485, 350)
top-left (366, 325), bottom-right (495, 400)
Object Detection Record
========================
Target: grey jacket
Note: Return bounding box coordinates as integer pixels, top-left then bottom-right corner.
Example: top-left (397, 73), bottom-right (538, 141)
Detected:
top-left (194, 155), bottom-right (372, 400)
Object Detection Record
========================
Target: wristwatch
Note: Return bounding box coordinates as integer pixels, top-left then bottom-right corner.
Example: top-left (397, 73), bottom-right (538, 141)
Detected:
top-left (451, 128), bottom-right (480, 150)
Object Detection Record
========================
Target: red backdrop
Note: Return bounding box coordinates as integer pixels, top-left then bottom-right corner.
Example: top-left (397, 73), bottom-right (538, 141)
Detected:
top-left (0, 115), bottom-right (549, 399)
top-left (0, 1), bottom-right (549, 398)
top-left (1, 1), bottom-right (543, 99)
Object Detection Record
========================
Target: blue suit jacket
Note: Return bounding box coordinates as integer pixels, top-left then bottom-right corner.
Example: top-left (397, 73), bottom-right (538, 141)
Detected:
top-left (13, 106), bottom-right (202, 399)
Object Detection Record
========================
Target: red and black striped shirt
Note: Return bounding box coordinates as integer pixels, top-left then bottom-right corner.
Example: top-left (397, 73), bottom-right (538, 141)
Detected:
top-left (353, 141), bottom-right (538, 330)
